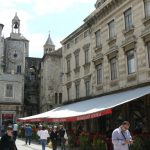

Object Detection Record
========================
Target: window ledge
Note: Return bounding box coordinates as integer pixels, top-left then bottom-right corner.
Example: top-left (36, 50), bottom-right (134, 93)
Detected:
top-left (142, 16), bottom-right (150, 26)
top-left (96, 84), bottom-right (103, 90)
top-left (107, 36), bottom-right (117, 45)
top-left (83, 62), bottom-right (91, 68)
top-left (74, 66), bottom-right (80, 73)
top-left (127, 73), bottom-right (136, 81)
top-left (110, 79), bottom-right (119, 86)
top-left (94, 44), bottom-right (102, 52)
top-left (122, 25), bottom-right (134, 36)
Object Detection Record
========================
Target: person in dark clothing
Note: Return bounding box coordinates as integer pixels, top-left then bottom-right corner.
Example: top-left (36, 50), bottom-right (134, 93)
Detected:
top-left (59, 125), bottom-right (66, 150)
top-left (50, 126), bottom-right (58, 150)
top-left (0, 125), bottom-right (17, 150)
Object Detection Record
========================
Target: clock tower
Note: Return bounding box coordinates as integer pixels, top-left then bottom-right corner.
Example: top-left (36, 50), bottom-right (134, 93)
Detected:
top-left (5, 13), bottom-right (29, 74)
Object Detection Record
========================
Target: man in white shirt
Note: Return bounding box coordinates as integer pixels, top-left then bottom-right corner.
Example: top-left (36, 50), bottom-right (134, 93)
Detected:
top-left (13, 123), bottom-right (18, 141)
top-left (37, 126), bottom-right (49, 150)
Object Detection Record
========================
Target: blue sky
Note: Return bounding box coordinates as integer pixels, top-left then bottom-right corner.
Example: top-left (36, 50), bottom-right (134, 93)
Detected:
top-left (0, 0), bottom-right (96, 58)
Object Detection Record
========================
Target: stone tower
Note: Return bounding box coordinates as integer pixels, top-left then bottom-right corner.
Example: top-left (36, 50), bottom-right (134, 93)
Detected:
top-left (4, 13), bottom-right (29, 74)
top-left (0, 24), bottom-right (4, 74)
top-left (43, 33), bottom-right (55, 54)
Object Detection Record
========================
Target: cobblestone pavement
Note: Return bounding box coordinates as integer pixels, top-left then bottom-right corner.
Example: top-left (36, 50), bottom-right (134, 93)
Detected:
top-left (16, 138), bottom-right (53, 150)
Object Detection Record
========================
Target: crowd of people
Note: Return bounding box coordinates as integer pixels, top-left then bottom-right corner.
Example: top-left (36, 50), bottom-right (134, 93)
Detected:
top-left (0, 120), bottom-right (135, 150)
top-left (0, 122), bottom-right (68, 150)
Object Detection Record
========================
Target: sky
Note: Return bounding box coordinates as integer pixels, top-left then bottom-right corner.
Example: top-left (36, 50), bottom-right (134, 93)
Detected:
top-left (0, 0), bottom-right (96, 58)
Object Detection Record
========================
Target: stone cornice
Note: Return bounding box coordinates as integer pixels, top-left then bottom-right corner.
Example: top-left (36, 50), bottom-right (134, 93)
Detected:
top-left (61, 23), bottom-right (89, 45)
top-left (84, 0), bottom-right (126, 26)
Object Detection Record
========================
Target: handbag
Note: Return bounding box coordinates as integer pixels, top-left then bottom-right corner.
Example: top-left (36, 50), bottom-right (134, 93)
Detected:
top-left (48, 141), bottom-right (52, 149)
top-left (64, 131), bottom-right (68, 140)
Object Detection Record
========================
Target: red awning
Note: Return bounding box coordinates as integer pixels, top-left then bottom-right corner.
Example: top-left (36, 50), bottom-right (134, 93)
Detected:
top-left (17, 85), bottom-right (150, 122)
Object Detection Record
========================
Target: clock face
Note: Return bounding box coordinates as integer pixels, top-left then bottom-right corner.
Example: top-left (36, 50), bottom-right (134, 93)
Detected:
top-left (8, 49), bottom-right (22, 63)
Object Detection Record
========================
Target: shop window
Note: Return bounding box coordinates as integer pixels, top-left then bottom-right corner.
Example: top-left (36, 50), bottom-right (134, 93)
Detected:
top-left (110, 57), bottom-right (118, 80)
top-left (96, 64), bottom-right (103, 84)
top-left (127, 50), bottom-right (136, 74)
top-left (5, 84), bottom-right (13, 98)
top-left (108, 20), bottom-right (116, 39)
top-left (144, 0), bottom-right (150, 18)
top-left (124, 8), bottom-right (133, 31)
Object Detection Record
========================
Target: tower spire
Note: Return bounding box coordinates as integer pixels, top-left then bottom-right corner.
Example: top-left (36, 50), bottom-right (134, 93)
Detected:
top-left (43, 31), bottom-right (55, 54)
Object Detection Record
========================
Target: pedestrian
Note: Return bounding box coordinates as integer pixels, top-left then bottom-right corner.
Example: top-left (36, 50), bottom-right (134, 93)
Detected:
top-left (24, 124), bottom-right (32, 145)
top-left (112, 121), bottom-right (133, 150)
top-left (13, 122), bottom-right (18, 141)
top-left (37, 126), bottom-right (49, 150)
top-left (0, 125), bottom-right (17, 150)
top-left (59, 124), bottom-right (67, 150)
top-left (0, 123), bottom-right (5, 137)
top-left (50, 126), bottom-right (58, 150)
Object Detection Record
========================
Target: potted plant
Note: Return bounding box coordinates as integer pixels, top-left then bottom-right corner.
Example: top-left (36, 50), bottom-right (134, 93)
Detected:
top-left (92, 134), bottom-right (107, 150)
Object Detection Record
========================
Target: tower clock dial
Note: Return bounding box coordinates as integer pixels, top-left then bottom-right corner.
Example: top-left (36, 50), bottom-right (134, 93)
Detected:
top-left (8, 49), bottom-right (22, 63)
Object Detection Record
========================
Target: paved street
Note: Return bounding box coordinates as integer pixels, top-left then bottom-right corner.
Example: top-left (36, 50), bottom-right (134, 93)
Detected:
top-left (16, 138), bottom-right (53, 150)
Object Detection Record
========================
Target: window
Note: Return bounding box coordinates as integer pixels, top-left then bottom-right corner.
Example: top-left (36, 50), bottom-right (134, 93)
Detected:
top-left (75, 53), bottom-right (79, 68)
top-left (108, 20), bottom-right (116, 39)
top-left (127, 50), bottom-right (136, 74)
top-left (75, 84), bottom-right (80, 99)
top-left (67, 87), bottom-right (70, 101)
top-left (95, 30), bottom-right (101, 47)
top-left (59, 93), bottom-right (62, 104)
top-left (17, 65), bottom-right (21, 73)
top-left (66, 43), bottom-right (70, 49)
top-left (124, 8), bottom-right (133, 31)
top-left (84, 30), bottom-right (89, 38)
top-left (147, 42), bottom-right (150, 67)
top-left (85, 81), bottom-right (90, 96)
top-left (67, 59), bottom-right (71, 73)
top-left (5, 84), bottom-right (13, 98)
top-left (110, 57), bottom-right (117, 80)
top-left (75, 37), bottom-right (79, 44)
top-left (85, 50), bottom-right (89, 64)
top-left (96, 64), bottom-right (103, 84)
top-left (144, 0), bottom-right (150, 18)
top-left (55, 93), bottom-right (58, 104)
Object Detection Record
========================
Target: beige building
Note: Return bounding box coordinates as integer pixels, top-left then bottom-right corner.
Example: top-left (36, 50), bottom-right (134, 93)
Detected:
top-left (40, 34), bottom-right (63, 112)
top-left (61, 0), bottom-right (150, 102)
top-left (61, 0), bottom-right (150, 130)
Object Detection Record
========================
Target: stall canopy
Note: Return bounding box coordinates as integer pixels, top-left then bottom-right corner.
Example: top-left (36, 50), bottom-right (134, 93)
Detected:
top-left (17, 85), bottom-right (150, 122)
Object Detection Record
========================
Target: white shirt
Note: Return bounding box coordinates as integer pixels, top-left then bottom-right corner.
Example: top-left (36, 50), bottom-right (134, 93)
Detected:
top-left (13, 124), bottom-right (18, 131)
top-left (37, 129), bottom-right (49, 140)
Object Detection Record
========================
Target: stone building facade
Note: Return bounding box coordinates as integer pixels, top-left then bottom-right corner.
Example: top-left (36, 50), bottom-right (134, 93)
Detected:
top-left (40, 34), bottom-right (63, 112)
top-left (0, 13), bottom-right (29, 126)
top-left (61, 0), bottom-right (150, 130)
top-left (24, 57), bottom-right (41, 116)
top-left (61, 0), bottom-right (150, 103)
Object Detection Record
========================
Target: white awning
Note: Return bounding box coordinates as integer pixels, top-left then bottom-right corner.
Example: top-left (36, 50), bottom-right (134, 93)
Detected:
top-left (17, 85), bottom-right (150, 122)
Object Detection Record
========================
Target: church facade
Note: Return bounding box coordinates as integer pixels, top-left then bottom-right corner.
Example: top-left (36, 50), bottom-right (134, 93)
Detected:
top-left (0, 13), bottom-right (29, 126)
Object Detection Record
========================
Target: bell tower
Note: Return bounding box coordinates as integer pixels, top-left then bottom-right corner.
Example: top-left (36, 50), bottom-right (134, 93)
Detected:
top-left (43, 33), bottom-right (55, 55)
top-left (11, 12), bottom-right (20, 35)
